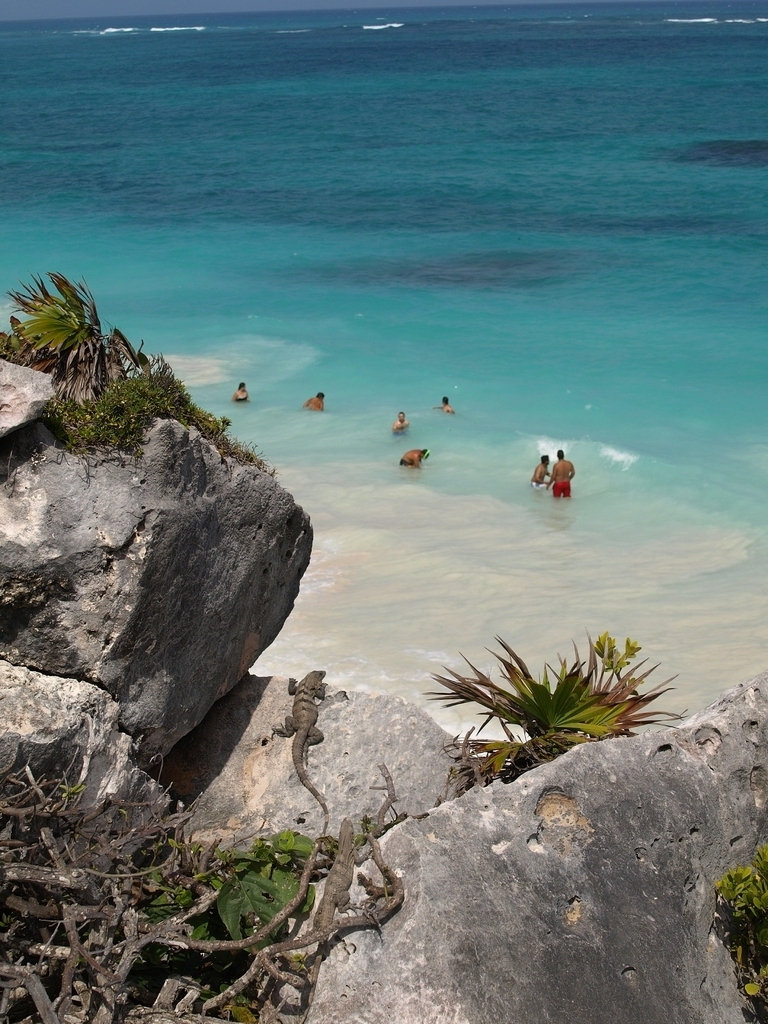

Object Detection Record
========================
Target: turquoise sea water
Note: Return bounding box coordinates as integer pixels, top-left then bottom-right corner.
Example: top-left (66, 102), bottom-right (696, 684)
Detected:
top-left (1, 3), bottom-right (767, 727)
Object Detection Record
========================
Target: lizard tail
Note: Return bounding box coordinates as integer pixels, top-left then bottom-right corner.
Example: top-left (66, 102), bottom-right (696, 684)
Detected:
top-left (297, 767), bottom-right (330, 834)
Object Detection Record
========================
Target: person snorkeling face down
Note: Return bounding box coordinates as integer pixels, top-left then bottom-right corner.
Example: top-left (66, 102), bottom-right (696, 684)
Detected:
top-left (303, 392), bottom-right (325, 411)
top-left (399, 448), bottom-right (430, 468)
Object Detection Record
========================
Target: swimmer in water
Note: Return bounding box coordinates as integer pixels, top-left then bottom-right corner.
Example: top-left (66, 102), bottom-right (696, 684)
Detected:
top-left (303, 392), bottom-right (325, 411)
top-left (232, 382), bottom-right (249, 402)
top-left (433, 396), bottom-right (455, 414)
top-left (547, 449), bottom-right (575, 497)
top-left (531, 455), bottom-right (550, 489)
top-left (392, 411), bottom-right (410, 433)
top-left (399, 448), bottom-right (430, 468)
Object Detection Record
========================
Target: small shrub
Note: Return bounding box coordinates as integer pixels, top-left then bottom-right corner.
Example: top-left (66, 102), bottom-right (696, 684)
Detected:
top-left (43, 357), bottom-right (271, 471)
top-left (0, 771), bottom-right (315, 1020)
top-left (0, 768), bottom-right (403, 1022)
top-left (7, 272), bottom-right (146, 403)
top-left (717, 846), bottom-right (768, 1017)
top-left (428, 632), bottom-right (680, 791)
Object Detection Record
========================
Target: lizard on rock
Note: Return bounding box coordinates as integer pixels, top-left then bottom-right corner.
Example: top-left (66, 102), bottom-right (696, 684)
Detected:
top-left (274, 670), bottom-right (329, 833)
top-left (300, 816), bottom-right (356, 1021)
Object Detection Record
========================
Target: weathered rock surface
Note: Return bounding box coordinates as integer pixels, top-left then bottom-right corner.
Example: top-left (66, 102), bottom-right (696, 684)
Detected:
top-left (0, 359), bottom-right (53, 438)
top-left (0, 417), bottom-right (312, 762)
top-left (162, 674), bottom-right (455, 840)
top-left (305, 676), bottom-right (768, 1024)
top-left (0, 658), bottom-right (156, 805)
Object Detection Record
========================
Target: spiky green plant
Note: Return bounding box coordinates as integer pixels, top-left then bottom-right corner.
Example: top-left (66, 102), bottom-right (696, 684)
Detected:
top-left (7, 272), bottom-right (146, 402)
top-left (428, 632), bottom-right (680, 789)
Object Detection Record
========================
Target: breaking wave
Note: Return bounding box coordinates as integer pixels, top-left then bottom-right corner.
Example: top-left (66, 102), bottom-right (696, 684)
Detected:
top-left (599, 445), bottom-right (639, 471)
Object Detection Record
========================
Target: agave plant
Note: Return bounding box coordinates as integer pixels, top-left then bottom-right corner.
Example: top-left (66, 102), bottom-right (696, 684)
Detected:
top-left (7, 273), bottom-right (146, 403)
top-left (428, 632), bottom-right (680, 790)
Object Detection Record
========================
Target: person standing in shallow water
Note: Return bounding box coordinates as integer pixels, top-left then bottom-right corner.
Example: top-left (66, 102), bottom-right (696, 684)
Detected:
top-left (547, 449), bottom-right (575, 497)
top-left (531, 455), bottom-right (550, 489)
top-left (434, 396), bottom-right (455, 414)
top-left (392, 411), bottom-right (409, 433)
top-left (400, 448), bottom-right (430, 468)
top-left (303, 392), bottom-right (325, 411)
top-left (232, 382), bottom-right (248, 402)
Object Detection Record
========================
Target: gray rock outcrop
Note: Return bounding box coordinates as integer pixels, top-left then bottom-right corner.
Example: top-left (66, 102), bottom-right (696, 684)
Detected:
top-left (0, 359), bottom-right (53, 438)
top-left (0, 416), bottom-right (312, 763)
top-left (161, 674), bottom-right (455, 841)
top-left (0, 658), bottom-right (155, 806)
top-left (305, 676), bottom-right (768, 1024)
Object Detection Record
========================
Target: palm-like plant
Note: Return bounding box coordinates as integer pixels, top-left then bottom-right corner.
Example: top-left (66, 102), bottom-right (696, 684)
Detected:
top-left (428, 632), bottom-right (680, 790)
top-left (7, 273), bottom-right (146, 403)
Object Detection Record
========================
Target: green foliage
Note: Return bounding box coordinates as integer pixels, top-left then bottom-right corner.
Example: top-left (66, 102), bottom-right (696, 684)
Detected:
top-left (131, 829), bottom-right (316, 1003)
top-left (0, 329), bottom-right (20, 360)
top-left (215, 831), bottom-right (316, 943)
top-left (2, 768), bottom-right (404, 1022)
top-left (429, 633), bottom-right (680, 789)
top-left (717, 846), bottom-right (768, 1015)
top-left (43, 356), bottom-right (270, 469)
top-left (594, 631), bottom-right (642, 673)
top-left (7, 272), bottom-right (147, 402)
top-left (0, 767), bottom-right (318, 1019)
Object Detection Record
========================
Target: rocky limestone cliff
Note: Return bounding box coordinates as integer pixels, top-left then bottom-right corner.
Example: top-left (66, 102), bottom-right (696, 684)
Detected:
top-left (161, 673), bottom-right (456, 841)
top-left (0, 372), bottom-right (312, 765)
top-left (302, 676), bottom-right (768, 1024)
top-left (150, 659), bottom-right (768, 1023)
top-left (0, 659), bottom-right (156, 806)
top-left (0, 359), bottom-right (54, 438)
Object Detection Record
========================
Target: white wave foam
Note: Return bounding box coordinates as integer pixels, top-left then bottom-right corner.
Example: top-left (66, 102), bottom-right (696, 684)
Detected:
top-left (275, 29), bottom-right (310, 33)
top-left (150, 26), bottom-right (205, 32)
top-left (163, 355), bottom-right (227, 386)
top-left (599, 445), bottom-right (638, 470)
top-left (101, 27), bottom-right (137, 33)
top-left (165, 335), bottom-right (318, 387)
top-left (227, 335), bottom-right (318, 385)
top-left (665, 18), bottom-right (718, 22)
top-left (725, 19), bottom-right (754, 23)
top-left (535, 436), bottom-right (567, 457)
top-left (362, 23), bottom-right (404, 30)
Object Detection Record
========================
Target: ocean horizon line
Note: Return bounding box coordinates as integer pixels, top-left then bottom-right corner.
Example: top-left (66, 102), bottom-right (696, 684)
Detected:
top-left (0, 0), bottom-right (748, 28)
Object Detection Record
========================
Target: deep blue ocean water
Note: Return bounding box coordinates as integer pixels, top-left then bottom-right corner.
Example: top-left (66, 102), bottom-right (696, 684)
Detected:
top-left (1, 3), bottom-right (767, 723)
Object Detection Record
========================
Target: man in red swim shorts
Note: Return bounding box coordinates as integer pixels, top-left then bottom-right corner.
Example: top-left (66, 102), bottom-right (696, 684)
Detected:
top-left (547, 449), bottom-right (575, 497)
